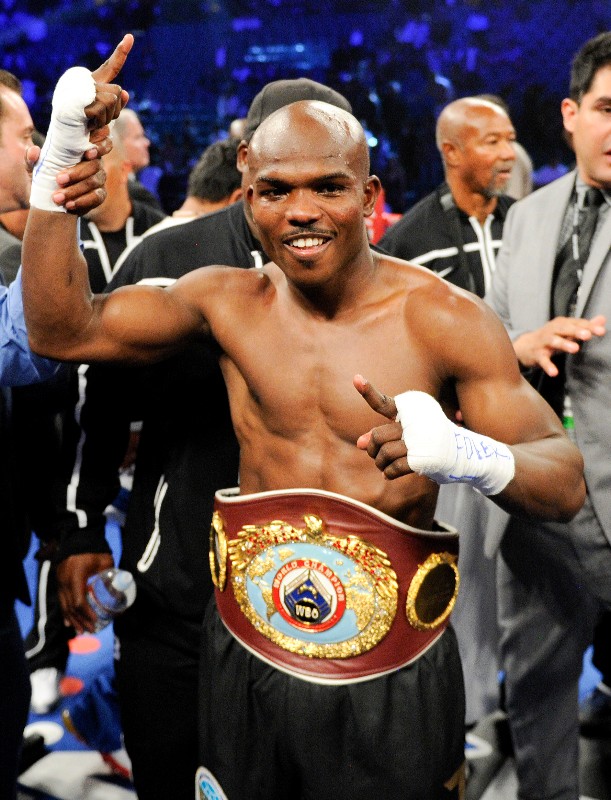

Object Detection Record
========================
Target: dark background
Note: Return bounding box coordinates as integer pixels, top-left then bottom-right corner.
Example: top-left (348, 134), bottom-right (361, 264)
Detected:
top-left (2, 0), bottom-right (609, 213)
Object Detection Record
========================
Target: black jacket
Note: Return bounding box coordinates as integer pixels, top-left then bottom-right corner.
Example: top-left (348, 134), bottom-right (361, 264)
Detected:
top-left (80, 200), bottom-right (166, 293)
top-left (378, 182), bottom-right (515, 297)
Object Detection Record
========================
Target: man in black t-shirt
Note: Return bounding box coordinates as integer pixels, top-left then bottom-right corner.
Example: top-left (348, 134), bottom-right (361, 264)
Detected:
top-left (79, 132), bottom-right (166, 292)
top-left (24, 127), bottom-right (165, 719)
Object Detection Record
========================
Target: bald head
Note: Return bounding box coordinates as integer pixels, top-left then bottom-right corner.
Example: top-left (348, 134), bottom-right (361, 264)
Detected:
top-left (244, 99), bottom-right (380, 280)
top-left (112, 107), bottom-right (150, 172)
top-left (435, 96), bottom-right (516, 203)
top-left (86, 115), bottom-right (133, 224)
top-left (249, 100), bottom-right (370, 180)
top-left (436, 97), bottom-right (510, 153)
top-left (108, 124), bottom-right (127, 163)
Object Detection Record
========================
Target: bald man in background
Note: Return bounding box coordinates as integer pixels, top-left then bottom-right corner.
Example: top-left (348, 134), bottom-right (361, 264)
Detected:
top-left (113, 106), bottom-right (162, 210)
top-left (379, 96), bottom-right (518, 730)
top-left (379, 96), bottom-right (516, 293)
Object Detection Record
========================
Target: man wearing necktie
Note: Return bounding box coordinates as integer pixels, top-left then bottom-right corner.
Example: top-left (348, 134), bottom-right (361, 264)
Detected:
top-left (486, 31), bottom-right (611, 800)
top-left (537, 184), bottom-right (606, 419)
top-left (553, 186), bottom-right (604, 318)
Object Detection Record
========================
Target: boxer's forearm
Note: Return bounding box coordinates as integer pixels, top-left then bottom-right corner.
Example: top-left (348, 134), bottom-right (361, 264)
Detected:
top-left (22, 209), bottom-right (93, 358)
top-left (495, 434), bottom-right (585, 522)
top-left (22, 62), bottom-right (120, 359)
top-left (395, 390), bottom-right (585, 523)
top-left (395, 390), bottom-right (515, 496)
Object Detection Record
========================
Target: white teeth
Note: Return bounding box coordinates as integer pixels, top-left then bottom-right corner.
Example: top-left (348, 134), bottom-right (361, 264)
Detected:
top-left (290, 237), bottom-right (325, 248)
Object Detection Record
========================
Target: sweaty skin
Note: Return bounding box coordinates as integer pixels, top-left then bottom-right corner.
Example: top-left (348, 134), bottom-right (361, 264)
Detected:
top-left (22, 96), bottom-right (585, 569)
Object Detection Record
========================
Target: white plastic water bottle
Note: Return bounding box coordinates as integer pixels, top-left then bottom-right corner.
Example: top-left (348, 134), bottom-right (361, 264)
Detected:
top-left (86, 568), bottom-right (137, 632)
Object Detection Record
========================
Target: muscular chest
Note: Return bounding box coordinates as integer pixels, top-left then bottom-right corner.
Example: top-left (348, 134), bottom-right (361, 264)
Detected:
top-left (224, 298), bottom-right (437, 440)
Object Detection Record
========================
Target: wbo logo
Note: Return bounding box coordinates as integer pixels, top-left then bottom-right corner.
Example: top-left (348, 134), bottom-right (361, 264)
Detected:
top-left (272, 559), bottom-right (347, 632)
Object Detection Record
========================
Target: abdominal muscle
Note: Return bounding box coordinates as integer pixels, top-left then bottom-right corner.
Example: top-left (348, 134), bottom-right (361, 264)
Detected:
top-left (236, 425), bottom-right (439, 531)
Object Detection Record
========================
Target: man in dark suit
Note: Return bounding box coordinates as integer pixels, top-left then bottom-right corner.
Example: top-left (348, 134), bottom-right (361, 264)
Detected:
top-left (486, 31), bottom-right (611, 799)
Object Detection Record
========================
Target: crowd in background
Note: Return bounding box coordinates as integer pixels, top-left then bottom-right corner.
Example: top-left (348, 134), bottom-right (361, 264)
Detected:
top-left (1, 0), bottom-right (609, 214)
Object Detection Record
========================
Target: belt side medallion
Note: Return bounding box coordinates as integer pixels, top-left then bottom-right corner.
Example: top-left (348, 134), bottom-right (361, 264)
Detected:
top-left (406, 551), bottom-right (459, 631)
top-left (209, 511), bottom-right (228, 591)
top-left (228, 513), bottom-right (398, 659)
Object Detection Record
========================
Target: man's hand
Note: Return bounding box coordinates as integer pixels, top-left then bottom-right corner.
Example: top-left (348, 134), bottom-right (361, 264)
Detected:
top-left (83, 32), bottom-right (134, 135)
top-left (57, 552), bottom-right (115, 634)
top-left (354, 374), bottom-right (515, 495)
top-left (53, 157), bottom-right (107, 213)
top-left (29, 33), bottom-right (133, 213)
top-left (354, 374), bottom-right (411, 480)
top-left (514, 314), bottom-right (606, 376)
top-left (27, 146), bottom-right (108, 214)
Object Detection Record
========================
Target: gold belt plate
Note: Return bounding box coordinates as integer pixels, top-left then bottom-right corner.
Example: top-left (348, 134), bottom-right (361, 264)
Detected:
top-left (213, 512), bottom-right (398, 659)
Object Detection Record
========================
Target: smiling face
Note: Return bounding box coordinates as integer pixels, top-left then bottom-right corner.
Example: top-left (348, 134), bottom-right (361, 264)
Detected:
top-left (246, 101), bottom-right (380, 289)
top-left (0, 86), bottom-right (34, 212)
top-left (562, 63), bottom-right (611, 190)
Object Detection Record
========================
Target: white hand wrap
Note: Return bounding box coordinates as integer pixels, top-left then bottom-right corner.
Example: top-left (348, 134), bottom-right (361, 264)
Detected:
top-left (30, 67), bottom-right (96, 212)
top-left (395, 390), bottom-right (515, 496)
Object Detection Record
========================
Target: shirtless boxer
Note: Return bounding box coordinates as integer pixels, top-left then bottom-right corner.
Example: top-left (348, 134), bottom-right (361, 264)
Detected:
top-left (21, 37), bottom-right (584, 799)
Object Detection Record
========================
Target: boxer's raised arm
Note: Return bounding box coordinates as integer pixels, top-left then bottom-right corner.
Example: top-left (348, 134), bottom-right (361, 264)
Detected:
top-left (21, 36), bottom-right (143, 361)
top-left (23, 205), bottom-right (209, 364)
top-left (23, 38), bottom-right (215, 365)
top-left (23, 55), bottom-right (125, 355)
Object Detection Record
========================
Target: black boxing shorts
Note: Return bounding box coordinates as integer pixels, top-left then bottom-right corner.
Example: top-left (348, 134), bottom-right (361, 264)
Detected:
top-left (197, 600), bottom-right (466, 800)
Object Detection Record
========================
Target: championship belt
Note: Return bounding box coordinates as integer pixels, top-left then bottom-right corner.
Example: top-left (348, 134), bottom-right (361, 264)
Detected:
top-left (210, 487), bottom-right (459, 684)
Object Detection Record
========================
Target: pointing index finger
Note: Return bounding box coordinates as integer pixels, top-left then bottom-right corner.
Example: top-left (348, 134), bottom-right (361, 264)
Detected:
top-left (91, 33), bottom-right (134, 83)
top-left (353, 374), bottom-right (398, 421)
